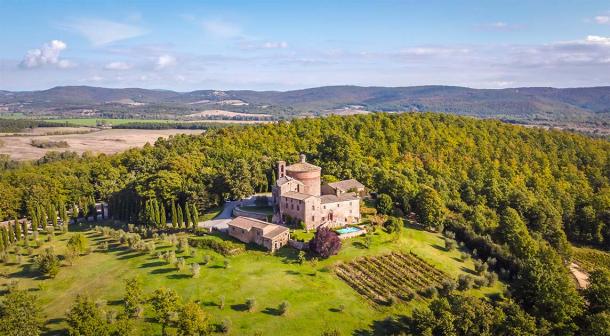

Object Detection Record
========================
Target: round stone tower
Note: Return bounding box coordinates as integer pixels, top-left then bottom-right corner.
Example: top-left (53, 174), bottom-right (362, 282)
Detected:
top-left (286, 154), bottom-right (321, 196)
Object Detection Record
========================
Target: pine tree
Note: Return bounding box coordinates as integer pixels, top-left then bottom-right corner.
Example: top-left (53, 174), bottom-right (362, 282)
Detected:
top-left (160, 203), bottom-right (167, 228)
top-left (177, 204), bottom-right (184, 228)
top-left (171, 202), bottom-right (178, 228)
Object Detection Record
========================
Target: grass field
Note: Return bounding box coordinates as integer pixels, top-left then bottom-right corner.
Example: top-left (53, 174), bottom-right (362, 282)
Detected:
top-left (573, 245), bottom-right (610, 272)
top-left (0, 223), bottom-right (504, 335)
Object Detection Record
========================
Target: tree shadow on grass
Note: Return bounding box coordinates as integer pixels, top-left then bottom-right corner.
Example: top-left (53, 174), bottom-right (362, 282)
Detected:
top-left (150, 268), bottom-right (175, 275)
top-left (274, 247), bottom-right (299, 264)
top-left (107, 299), bottom-right (123, 306)
top-left (460, 266), bottom-right (477, 275)
top-left (230, 303), bottom-right (249, 312)
top-left (352, 316), bottom-right (408, 336)
top-left (208, 265), bottom-right (225, 269)
top-left (431, 244), bottom-right (447, 252)
top-left (140, 261), bottom-right (165, 268)
top-left (285, 270), bottom-right (300, 275)
top-left (262, 307), bottom-right (281, 316)
top-left (352, 241), bottom-right (368, 249)
top-left (166, 274), bottom-right (191, 280)
top-left (117, 252), bottom-right (145, 260)
top-left (329, 307), bottom-right (343, 313)
top-left (201, 300), bottom-right (218, 307)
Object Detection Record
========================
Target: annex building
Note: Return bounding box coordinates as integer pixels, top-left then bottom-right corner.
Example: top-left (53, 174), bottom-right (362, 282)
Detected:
top-left (272, 154), bottom-right (363, 230)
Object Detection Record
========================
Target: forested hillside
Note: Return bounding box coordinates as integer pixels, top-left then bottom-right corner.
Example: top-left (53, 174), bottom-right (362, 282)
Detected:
top-left (0, 113), bottom-right (609, 334)
top-left (2, 85), bottom-right (610, 126)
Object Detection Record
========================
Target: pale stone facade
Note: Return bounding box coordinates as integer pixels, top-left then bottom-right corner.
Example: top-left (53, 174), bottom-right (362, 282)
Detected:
top-left (272, 154), bottom-right (362, 230)
top-left (227, 216), bottom-right (290, 252)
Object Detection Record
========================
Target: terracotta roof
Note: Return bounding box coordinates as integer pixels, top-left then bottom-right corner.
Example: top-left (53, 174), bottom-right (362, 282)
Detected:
top-left (276, 176), bottom-right (303, 187)
top-left (228, 216), bottom-right (269, 230)
top-left (282, 191), bottom-right (315, 200)
top-left (263, 226), bottom-right (289, 239)
top-left (320, 193), bottom-right (359, 204)
top-left (327, 179), bottom-right (365, 192)
top-left (286, 161), bottom-right (321, 172)
top-left (228, 217), bottom-right (289, 240)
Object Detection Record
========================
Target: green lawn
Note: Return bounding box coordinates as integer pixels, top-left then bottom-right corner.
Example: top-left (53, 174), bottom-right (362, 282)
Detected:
top-left (0, 223), bottom-right (504, 335)
top-left (199, 205), bottom-right (225, 222)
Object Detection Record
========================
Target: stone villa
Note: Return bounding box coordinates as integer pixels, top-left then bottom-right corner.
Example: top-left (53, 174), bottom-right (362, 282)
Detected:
top-left (227, 216), bottom-right (290, 252)
top-left (272, 154), bottom-right (363, 230)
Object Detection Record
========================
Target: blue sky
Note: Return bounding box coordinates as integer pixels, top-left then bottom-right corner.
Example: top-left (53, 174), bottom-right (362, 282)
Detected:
top-left (1, 0), bottom-right (610, 91)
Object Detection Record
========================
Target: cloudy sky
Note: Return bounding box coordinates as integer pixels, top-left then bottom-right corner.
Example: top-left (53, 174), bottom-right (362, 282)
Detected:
top-left (1, 0), bottom-right (610, 91)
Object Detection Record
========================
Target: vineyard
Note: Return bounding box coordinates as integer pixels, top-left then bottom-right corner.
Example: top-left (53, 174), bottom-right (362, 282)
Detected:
top-left (573, 246), bottom-right (610, 272)
top-left (334, 251), bottom-right (450, 304)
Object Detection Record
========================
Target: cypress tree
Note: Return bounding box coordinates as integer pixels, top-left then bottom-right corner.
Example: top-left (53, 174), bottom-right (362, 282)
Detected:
top-left (14, 219), bottom-right (21, 242)
top-left (39, 206), bottom-right (47, 228)
top-left (0, 228), bottom-right (5, 252)
top-left (184, 203), bottom-right (192, 229)
top-left (8, 223), bottom-right (15, 243)
top-left (1, 227), bottom-right (9, 249)
top-left (160, 203), bottom-right (167, 228)
top-left (31, 212), bottom-right (38, 233)
top-left (22, 221), bottom-right (29, 246)
top-left (177, 204), bottom-right (184, 228)
top-left (171, 202), bottom-right (178, 228)
top-left (191, 204), bottom-right (199, 228)
top-left (154, 199), bottom-right (161, 227)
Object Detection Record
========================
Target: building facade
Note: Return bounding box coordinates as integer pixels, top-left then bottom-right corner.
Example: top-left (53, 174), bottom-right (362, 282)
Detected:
top-left (272, 154), bottom-right (362, 230)
top-left (227, 216), bottom-right (290, 252)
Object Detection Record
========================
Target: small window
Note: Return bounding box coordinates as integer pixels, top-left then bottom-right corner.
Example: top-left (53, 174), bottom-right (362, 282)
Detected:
top-left (312, 205), bottom-right (315, 210)
top-left (297, 206), bottom-right (299, 211)
top-left (311, 216), bottom-right (315, 221)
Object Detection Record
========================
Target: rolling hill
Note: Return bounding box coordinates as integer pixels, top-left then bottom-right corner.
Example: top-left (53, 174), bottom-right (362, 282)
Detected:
top-left (1, 85), bottom-right (609, 126)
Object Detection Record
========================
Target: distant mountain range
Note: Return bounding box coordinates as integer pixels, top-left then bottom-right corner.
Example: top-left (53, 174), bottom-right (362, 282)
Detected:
top-left (1, 85), bottom-right (609, 126)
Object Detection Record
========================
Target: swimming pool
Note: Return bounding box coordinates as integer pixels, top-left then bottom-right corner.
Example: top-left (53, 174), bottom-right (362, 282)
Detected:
top-left (336, 227), bottom-right (362, 235)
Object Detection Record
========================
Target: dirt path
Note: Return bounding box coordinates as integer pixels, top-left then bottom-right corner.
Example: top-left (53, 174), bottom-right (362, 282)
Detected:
top-left (569, 262), bottom-right (589, 289)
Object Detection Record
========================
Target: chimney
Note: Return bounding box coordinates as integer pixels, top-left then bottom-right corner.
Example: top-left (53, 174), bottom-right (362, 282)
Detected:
top-left (300, 154), bottom-right (306, 163)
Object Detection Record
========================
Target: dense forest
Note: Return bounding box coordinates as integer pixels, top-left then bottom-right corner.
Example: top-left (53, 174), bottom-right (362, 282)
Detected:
top-left (0, 113), bottom-right (609, 334)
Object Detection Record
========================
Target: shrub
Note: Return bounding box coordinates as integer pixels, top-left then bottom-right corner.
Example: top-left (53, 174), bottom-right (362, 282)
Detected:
top-left (474, 276), bottom-right (489, 288)
top-left (223, 259), bottom-right (230, 269)
top-left (384, 217), bottom-right (404, 234)
top-left (457, 274), bottom-right (475, 291)
top-left (246, 298), bottom-right (256, 312)
top-left (309, 227), bottom-right (341, 259)
top-left (444, 238), bottom-right (457, 251)
top-left (474, 260), bottom-right (488, 275)
top-left (175, 257), bottom-right (186, 271)
top-left (484, 271), bottom-right (498, 286)
top-left (191, 263), bottom-right (201, 278)
top-left (278, 301), bottom-right (289, 316)
top-left (421, 285), bottom-right (438, 298)
top-left (219, 318), bottom-right (231, 333)
top-left (376, 194), bottom-right (393, 215)
top-left (218, 296), bottom-right (225, 310)
top-left (188, 237), bottom-right (244, 256)
top-left (202, 254), bottom-right (211, 265)
top-left (297, 251), bottom-right (306, 264)
top-left (34, 247), bottom-right (60, 278)
top-left (438, 279), bottom-right (457, 296)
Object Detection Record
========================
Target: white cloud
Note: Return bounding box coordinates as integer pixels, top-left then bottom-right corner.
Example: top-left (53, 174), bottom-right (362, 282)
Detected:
top-left (593, 14), bottom-right (610, 24)
top-left (20, 40), bottom-right (73, 69)
top-left (201, 19), bottom-right (241, 38)
top-left (104, 61), bottom-right (132, 70)
top-left (63, 18), bottom-right (146, 46)
top-left (476, 21), bottom-right (524, 31)
top-left (155, 55), bottom-right (176, 70)
top-left (262, 41), bottom-right (288, 49)
top-left (585, 35), bottom-right (610, 45)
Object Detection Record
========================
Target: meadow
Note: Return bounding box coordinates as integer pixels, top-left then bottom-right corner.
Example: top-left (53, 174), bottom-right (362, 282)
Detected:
top-left (0, 222), bottom-right (503, 335)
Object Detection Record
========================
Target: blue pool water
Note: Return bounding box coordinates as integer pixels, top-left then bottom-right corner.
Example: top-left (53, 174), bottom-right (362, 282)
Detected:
top-left (336, 227), bottom-right (361, 235)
